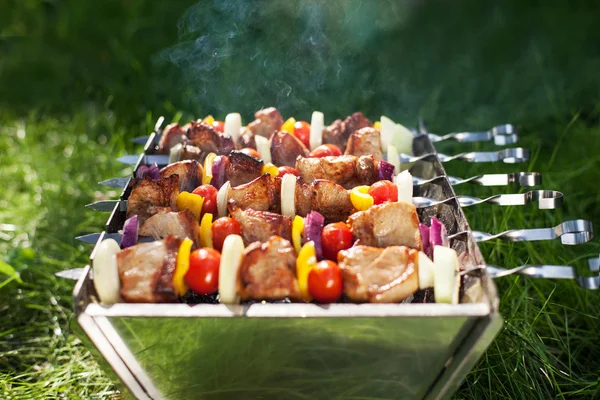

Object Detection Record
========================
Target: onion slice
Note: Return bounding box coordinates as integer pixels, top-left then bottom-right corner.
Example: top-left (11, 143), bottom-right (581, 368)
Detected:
top-left (418, 251), bottom-right (435, 289)
top-left (120, 215), bottom-right (139, 249)
top-left (211, 155), bottom-right (229, 190)
top-left (168, 143), bottom-right (182, 164)
top-left (309, 111), bottom-right (324, 150)
top-left (387, 144), bottom-right (400, 174)
top-left (255, 135), bottom-right (271, 164)
top-left (378, 159), bottom-right (395, 182)
top-left (217, 181), bottom-right (231, 217)
top-left (419, 223), bottom-right (430, 257)
top-left (304, 211), bottom-right (325, 260)
top-left (92, 239), bottom-right (122, 304)
top-left (280, 173), bottom-right (296, 217)
top-left (380, 115), bottom-right (395, 152)
top-left (393, 123), bottom-right (414, 156)
top-left (395, 170), bottom-right (412, 204)
top-left (433, 245), bottom-right (460, 304)
top-left (430, 217), bottom-right (449, 250)
top-left (218, 234), bottom-right (245, 304)
top-left (224, 113), bottom-right (242, 143)
top-left (136, 163), bottom-right (160, 180)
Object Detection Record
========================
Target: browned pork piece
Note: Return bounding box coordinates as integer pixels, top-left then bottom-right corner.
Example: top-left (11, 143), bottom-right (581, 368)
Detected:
top-left (225, 151), bottom-right (264, 187)
top-left (345, 127), bottom-right (383, 160)
top-left (237, 236), bottom-right (301, 301)
top-left (117, 235), bottom-right (182, 303)
top-left (348, 202), bottom-right (422, 250)
top-left (237, 128), bottom-right (257, 149)
top-left (295, 155), bottom-right (378, 189)
top-left (247, 107), bottom-right (284, 138)
top-left (228, 174), bottom-right (281, 213)
top-left (295, 179), bottom-right (353, 223)
top-left (229, 204), bottom-right (292, 245)
top-left (159, 160), bottom-right (203, 193)
top-left (157, 123), bottom-right (186, 154)
top-left (270, 131), bottom-right (309, 167)
top-left (139, 209), bottom-right (200, 249)
top-left (323, 112), bottom-right (373, 149)
top-left (338, 245), bottom-right (419, 303)
top-left (178, 143), bottom-right (203, 162)
top-left (187, 120), bottom-right (235, 156)
top-left (126, 175), bottom-right (179, 225)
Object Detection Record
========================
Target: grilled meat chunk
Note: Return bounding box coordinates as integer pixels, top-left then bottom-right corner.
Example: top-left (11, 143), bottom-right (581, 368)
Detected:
top-left (127, 175), bottom-right (179, 225)
top-left (295, 155), bottom-right (378, 189)
top-left (159, 160), bottom-right (203, 193)
top-left (139, 209), bottom-right (200, 249)
top-left (187, 120), bottom-right (235, 156)
top-left (247, 107), bottom-right (284, 138)
top-left (323, 112), bottom-right (372, 149)
top-left (229, 205), bottom-right (292, 245)
top-left (338, 245), bottom-right (419, 303)
top-left (226, 150), bottom-right (264, 187)
top-left (228, 174), bottom-right (281, 213)
top-left (238, 127), bottom-right (257, 149)
top-left (158, 123), bottom-right (186, 154)
top-left (117, 235), bottom-right (182, 303)
top-left (345, 127), bottom-right (383, 160)
top-left (348, 202), bottom-right (422, 249)
top-left (271, 131), bottom-right (309, 167)
top-left (238, 236), bottom-right (300, 301)
top-left (294, 180), bottom-right (353, 223)
top-left (178, 143), bottom-right (203, 163)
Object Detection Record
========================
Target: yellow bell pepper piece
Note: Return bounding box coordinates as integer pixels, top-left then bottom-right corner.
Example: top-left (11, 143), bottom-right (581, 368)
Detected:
top-left (176, 191), bottom-right (204, 221)
top-left (296, 241), bottom-right (317, 301)
top-left (173, 237), bottom-right (193, 297)
top-left (200, 212), bottom-right (213, 248)
top-left (203, 152), bottom-right (217, 184)
top-left (350, 185), bottom-right (374, 211)
top-left (292, 215), bottom-right (304, 254)
top-left (374, 121), bottom-right (381, 130)
top-left (261, 163), bottom-right (279, 177)
top-left (203, 115), bottom-right (215, 125)
top-left (281, 117), bottom-right (296, 134)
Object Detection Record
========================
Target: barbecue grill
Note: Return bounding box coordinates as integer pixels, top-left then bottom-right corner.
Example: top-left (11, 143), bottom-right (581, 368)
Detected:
top-left (66, 116), bottom-right (598, 400)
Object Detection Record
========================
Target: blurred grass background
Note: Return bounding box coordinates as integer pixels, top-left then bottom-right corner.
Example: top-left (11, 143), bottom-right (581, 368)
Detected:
top-left (1, 0), bottom-right (599, 398)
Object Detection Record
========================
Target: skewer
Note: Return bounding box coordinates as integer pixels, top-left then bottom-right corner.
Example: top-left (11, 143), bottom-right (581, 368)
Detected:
top-left (413, 190), bottom-right (563, 209)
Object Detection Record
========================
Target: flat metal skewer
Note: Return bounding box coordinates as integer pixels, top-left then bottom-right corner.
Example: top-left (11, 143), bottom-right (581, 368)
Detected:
top-left (425, 124), bottom-right (518, 145)
top-left (413, 190), bottom-right (563, 209)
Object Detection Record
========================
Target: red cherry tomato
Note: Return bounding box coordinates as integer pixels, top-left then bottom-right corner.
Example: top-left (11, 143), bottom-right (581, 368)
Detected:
top-left (212, 120), bottom-right (225, 133)
top-left (293, 120), bottom-right (311, 149)
top-left (185, 248), bottom-right (221, 294)
top-left (309, 144), bottom-right (342, 158)
top-left (211, 217), bottom-right (242, 252)
top-left (368, 181), bottom-right (398, 205)
top-left (240, 148), bottom-right (261, 159)
top-left (277, 166), bottom-right (299, 177)
top-left (308, 260), bottom-right (343, 303)
top-left (192, 184), bottom-right (218, 217)
top-left (321, 222), bottom-right (353, 261)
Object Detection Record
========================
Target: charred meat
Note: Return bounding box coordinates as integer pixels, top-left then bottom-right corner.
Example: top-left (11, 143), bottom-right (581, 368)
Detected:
top-left (323, 112), bottom-right (372, 149)
top-left (237, 236), bottom-right (300, 301)
top-left (159, 160), bottom-right (203, 193)
top-left (247, 107), bottom-right (284, 138)
top-left (338, 245), bottom-right (419, 303)
top-left (229, 204), bottom-right (292, 245)
top-left (228, 174), bottom-right (281, 213)
top-left (270, 131), bottom-right (309, 167)
top-left (117, 235), bottom-right (182, 303)
top-left (295, 155), bottom-right (378, 189)
top-left (187, 120), bottom-right (235, 156)
top-left (345, 127), bottom-right (383, 160)
top-left (294, 179), bottom-right (353, 224)
top-left (139, 209), bottom-right (200, 249)
top-left (157, 123), bottom-right (186, 154)
top-left (126, 175), bottom-right (179, 225)
top-left (226, 151), bottom-right (264, 187)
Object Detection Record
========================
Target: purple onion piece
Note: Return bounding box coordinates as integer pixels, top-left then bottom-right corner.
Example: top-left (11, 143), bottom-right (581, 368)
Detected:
top-left (121, 215), bottom-right (139, 249)
top-left (210, 155), bottom-right (229, 190)
top-left (136, 163), bottom-right (160, 180)
top-left (419, 223), bottom-right (431, 257)
top-left (430, 217), bottom-right (449, 257)
top-left (304, 211), bottom-right (325, 260)
top-left (377, 160), bottom-right (395, 181)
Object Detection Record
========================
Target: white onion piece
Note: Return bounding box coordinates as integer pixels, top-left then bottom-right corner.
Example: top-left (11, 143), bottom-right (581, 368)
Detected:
top-left (393, 123), bottom-right (414, 155)
top-left (395, 170), bottom-right (413, 204)
top-left (224, 113), bottom-right (242, 143)
top-left (281, 173), bottom-right (296, 217)
top-left (168, 143), bottom-right (182, 164)
top-left (433, 245), bottom-right (460, 304)
top-left (387, 144), bottom-right (400, 175)
top-left (217, 181), bottom-right (231, 217)
top-left (309, 111), bottom-right (324, 150)
top-left (380, 115), bottom-right (395, 152)
top-left (218, 234), bottom-right (245, 304)
top-left (418, 251), bottom-right (435, 289)
top-left (92, 239), bottom-right (122, 305)
top-left (255, 135), bottom-right (271, 163)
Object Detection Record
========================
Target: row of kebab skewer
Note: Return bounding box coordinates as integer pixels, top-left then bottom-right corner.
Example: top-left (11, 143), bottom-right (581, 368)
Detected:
top-left (90, 108), bottom-right (520, 307)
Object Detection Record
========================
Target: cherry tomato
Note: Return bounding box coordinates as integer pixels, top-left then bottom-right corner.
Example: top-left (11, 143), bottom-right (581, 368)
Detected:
top-left (185, 248), bottom-right (221, 294)
top-left (192, 184), bottom-right (218, 217)
top-left (212, 217), bottom-right (242, 252)
top-left (321, 222), bottom-right (353, 261)
top-left (240, 147), bottom-right (261, 159)
top-left (277, 166), bottom-right (299, 177)
top-left (212, 120), bottom-right (225, 133)
top-left (293, 120), bottom-right (311, 149)
top-left (308, 260), bottom-right (343, 303)
top-left (368, 181), bottom-right (398, 205)
top-left (309, 144), bottom-right (342, 158)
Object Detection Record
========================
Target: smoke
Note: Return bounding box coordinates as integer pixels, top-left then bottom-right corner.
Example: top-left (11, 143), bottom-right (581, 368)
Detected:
top-left (156, 0), bottom-right (413, 121)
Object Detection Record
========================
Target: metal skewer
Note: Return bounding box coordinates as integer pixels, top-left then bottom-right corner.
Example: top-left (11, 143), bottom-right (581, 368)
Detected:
top-left (425, 124), bottom-right (518, 146)
top-left (413, 190), bottom-right (563, 209)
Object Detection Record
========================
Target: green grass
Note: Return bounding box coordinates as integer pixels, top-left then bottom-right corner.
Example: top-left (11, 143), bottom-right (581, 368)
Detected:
top-left (1, 0), bottom-right (600, 398)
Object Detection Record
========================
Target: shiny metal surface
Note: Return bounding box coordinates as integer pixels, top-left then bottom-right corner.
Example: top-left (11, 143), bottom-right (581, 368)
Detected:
top-left (467, 219), bottom-right (594, 245)
top-left (413, 190), bottom-right (563, 209)
top-left (426, 124), bottom-right (518, 146)
top-left (414, 172), bottom-right (541, 187)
